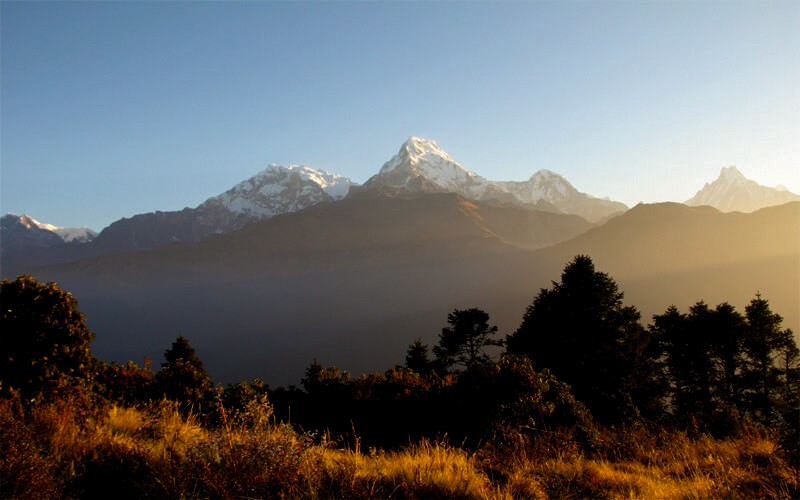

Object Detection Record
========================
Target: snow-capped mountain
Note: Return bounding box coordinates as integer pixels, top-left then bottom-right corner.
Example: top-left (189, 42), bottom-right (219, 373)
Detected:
top-left (686, 166), bottom-right (799, 213)
top-left (1, 213), bottom-right (97, 254)
top-left (360, 137), bottom-right (626, 222)
top-left (92, 164), bottom-right (356, 253)
top-left (496, 170), bottom-right (627, 222)
top-left (3, 164), bottom-right (356, 264)
top-left (199, 164), bottom-right (354, 220)
top-left (362, 137), bottom-right (495, 198)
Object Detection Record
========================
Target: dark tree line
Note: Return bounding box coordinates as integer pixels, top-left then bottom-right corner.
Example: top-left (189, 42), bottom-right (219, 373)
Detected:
top-left (402, 256), bottom-right (797, 444)
top-left (652, 296), bottom-right (798, 433)
top-left (2, 263), bottom-right (798, 453)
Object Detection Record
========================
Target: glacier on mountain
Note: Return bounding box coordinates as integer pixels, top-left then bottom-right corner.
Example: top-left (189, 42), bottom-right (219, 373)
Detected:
top-left (201, 164), bottom-right (356, 219)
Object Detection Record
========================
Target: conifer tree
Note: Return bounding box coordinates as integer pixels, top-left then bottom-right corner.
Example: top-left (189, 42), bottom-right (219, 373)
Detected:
top-left (742, 294), bottom-right (794, 424)
top-left (155, 336), bottom-right (212, 407)
top-left (405, 338), bottom-right (433, 374)
top-left (709, 302), bottom-right (746, 407)
top-left (507, 255), bottom-right (662, 422)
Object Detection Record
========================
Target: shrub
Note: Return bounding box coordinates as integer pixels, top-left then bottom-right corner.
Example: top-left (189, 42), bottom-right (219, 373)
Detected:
top-left (0, 275), bottom-right (96, 400)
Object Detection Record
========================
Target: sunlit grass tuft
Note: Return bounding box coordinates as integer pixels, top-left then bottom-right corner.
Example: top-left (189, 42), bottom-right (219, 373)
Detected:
top-left (489, 428), bottom-right (799, 499)
top-left (311, 440), bottom-right (498, 498)
top-left (3, 397), bottom-right (797, 498)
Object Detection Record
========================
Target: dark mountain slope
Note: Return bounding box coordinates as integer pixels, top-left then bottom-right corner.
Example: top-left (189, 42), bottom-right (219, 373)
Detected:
top-left (24, 193), bottom-right (590, 383)
top-left (21, 198), bottom-right (798, 386)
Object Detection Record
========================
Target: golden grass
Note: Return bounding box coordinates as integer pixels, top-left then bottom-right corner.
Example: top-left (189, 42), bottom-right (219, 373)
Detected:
top-left (6, 400), bottom-right (797, 499)
top-left (497, 430), bottom-right (799, 499)
top-left (312, 440), bottom-right (497, 498)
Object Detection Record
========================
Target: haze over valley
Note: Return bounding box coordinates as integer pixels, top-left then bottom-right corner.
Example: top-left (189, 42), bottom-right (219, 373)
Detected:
top-left (3, 137), bottom-right (797, 384)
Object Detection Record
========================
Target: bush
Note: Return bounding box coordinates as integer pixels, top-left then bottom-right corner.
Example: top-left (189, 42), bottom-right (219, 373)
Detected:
top-left (97, 360), bottom-right (155, 406)
top-left (0, 275), bottom-right (96, 400)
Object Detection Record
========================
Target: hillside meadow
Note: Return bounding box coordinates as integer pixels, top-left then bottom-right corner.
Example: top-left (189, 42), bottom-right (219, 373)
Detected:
top-left (3, 395), bottom-right (798, 499)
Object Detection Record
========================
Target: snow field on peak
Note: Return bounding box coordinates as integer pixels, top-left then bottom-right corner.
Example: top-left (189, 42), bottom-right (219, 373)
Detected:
top-left (3, 213), bottom-right (97, 243)
top-left (16, 213), bottom-right (61, 232)
top-left (206, 163), bottom-right (356, 218)
top-left (378, 137), bottom-right (489, 196)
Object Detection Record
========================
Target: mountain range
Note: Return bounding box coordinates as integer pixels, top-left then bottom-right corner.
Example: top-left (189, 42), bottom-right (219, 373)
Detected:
top-left (6, 196), bottom-right (797, 385)
top-left (1, 137), bottom-right (626, 271)
top-left (5, 138), bottom-right (795, 270)
top-left (0, 214), bottom-right (96, 253)
top-left (2, 138), bottom-right (798, 385)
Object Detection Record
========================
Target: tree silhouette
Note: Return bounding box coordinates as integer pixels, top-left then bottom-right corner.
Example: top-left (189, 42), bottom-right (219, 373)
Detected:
top-left (155, 336), bottom-right (212, 407)
top-left (653, 295), bottom-right (798, 435)
top-left (506, 255), bottom-right (661, 422)
top-left (301, 359), bottom-right (350, 395)
top-left (653, 301), bottom-right (733, 421)
top-left (405, 338), bottom-right (433, 374)
top-left (651, 305), bottom-right (695, 417)
top-left (0, 275), bottom-right (96, 399)
top-left (433, 308), bottom-right (501, 371)
top-left (742, 294), bottom-right (795, 424)
top-left (709, 302), bottom-right (746, 408)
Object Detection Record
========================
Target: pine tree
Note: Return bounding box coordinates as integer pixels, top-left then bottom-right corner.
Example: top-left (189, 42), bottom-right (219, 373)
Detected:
top-left (405, 338), bottom-right (433, 374)
top-left (709, 302), bottom-right (746, 407)
top-left (507, 255), bottom-right (662, 422)
top-left (155, 336), bottom-right (212, 408)
top-left (742, 294), bottom-right (793, 424)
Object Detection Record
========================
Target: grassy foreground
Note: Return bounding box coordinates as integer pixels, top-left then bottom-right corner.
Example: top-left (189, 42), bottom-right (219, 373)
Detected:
top-left (2, 396), bottom-right (797, 499)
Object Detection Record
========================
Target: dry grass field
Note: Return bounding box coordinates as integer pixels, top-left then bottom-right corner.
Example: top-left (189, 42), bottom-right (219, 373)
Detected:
top-left (2, 396), bottom-right (797, 499)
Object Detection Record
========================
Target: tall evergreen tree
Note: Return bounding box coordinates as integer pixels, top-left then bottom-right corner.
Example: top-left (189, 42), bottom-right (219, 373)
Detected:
top-left (709, 302), bottom-right (746, 407)
top-left (405, 338), bottom-right (433, 374)
top-left (653, 302), bottom-right (743, 423)
top-left (651, 305), bottom-right (693, 416)
top-left (506, 255), bottom-right (662, 422)
top-left (742, 294), bottom-right (793, 424)
top-left (686, 302), bottom-right (716, 416)
top-left (155, 336), bottom-right (212, 408)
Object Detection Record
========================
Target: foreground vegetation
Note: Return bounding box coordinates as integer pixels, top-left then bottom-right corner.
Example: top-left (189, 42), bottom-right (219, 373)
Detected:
top-left (2, 394), bottom-right (797, 498)
top-left (2, 255), bottom-right (798, 498)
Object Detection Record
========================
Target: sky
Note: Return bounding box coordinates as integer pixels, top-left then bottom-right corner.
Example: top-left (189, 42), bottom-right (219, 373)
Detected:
top-left (2, 1), bottom-right (798, 231)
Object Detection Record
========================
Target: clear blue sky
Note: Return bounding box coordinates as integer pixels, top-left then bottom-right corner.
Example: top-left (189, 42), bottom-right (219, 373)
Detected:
top-left (2, 1), bottom-right (798, 230)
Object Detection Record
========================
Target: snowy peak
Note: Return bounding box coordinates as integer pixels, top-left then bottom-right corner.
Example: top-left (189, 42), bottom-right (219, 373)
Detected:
top-left (3, 213), bottom-right (97, 242)
top-left (686, 166), bottom-right (799, 213)
top-left (526, 169), bottom-right (575, 198)
top-left (719, 166), bottom-right (745, 181)
top-left (1, 213), bottom-right (97, 254)
top-left (497, 170), bottom-right (574, 205)
top-left (497, 169), bottom-right (625, 222)
top-left (361, 137), bottom-right (626, 222)
top-left (365, 137), bottom-right (490, 198)
top-left (200, 164), bottom-right (356, 219)
top-left (393, 136), bottom-right (457, 167)
top-left (16, 213), bottom-right (59, 232)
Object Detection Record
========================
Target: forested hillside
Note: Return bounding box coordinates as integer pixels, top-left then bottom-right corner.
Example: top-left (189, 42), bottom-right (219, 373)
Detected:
top-left (1, 259), bottom-right (798, 497)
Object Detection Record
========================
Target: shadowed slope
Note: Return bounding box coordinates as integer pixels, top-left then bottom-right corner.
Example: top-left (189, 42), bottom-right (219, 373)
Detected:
top-left (22, 193), bottom-right (589, 384)
top-left (17, 198), bottom-right (798, 385)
